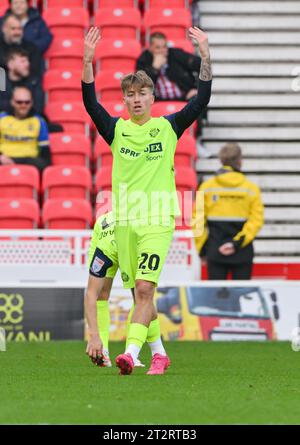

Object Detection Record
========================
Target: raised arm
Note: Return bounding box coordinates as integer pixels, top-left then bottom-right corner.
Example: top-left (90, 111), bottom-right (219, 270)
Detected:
top-left (166, 27), bottom-right (212, 138)
top-left (82, 27), bottom-right (118, 145)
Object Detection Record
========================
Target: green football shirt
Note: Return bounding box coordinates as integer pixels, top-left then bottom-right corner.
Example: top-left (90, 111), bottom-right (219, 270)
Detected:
top-left (111, 117), bottom-right (180, 221)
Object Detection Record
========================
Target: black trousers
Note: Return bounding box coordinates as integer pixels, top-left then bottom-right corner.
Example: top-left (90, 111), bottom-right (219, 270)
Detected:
top-left (207, 261), bottom-right (253, 280)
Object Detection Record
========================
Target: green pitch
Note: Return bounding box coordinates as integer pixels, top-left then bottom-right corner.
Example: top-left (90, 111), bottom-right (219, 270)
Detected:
top-left (0, 341), bottom-right (299, 425)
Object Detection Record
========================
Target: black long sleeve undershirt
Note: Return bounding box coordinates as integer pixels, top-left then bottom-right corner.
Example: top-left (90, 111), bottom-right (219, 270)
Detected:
top-left (82, 78), bottom-right (212, 144)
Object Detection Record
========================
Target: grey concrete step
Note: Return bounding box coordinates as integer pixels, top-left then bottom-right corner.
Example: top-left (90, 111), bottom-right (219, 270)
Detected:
top-left (208, 31), bottom-right (300, 45)
top-left (210, 94), bottom-right (300, 108)
top-left (212, 63), bottom-right (297, 77)
top-left (259, 224), bottom-right (300, 238)
top-left (265, 207), bottom-right (300, 222)
top-left (254, 240), bottom-right (300, 255)
top-left (202, 15), bottom-right (300, 30)
top-left (197, 158), bottom-right (300, 173)
top-left (201, 175), bottom-right (300, 190)
top-left (199, 1), bottom-right (300, 14)
top-left (201, 142), bottom-right (300, 158)
top-left (262, 193), bottom-right (300, 206)
top-left (212, 77), bottom-right (292, 93)
top-left (207, 110), bottom-right (299, 125)
top-left (202, 127), bottom-right (300, 141)
top-left (210, 46), bottom-right (300, 61)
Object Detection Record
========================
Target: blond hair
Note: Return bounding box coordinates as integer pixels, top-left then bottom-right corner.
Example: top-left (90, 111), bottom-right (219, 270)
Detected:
top-left (121, 70), bottom-right (154, 94)
top-left (219, 143), bottom-right (242, 169)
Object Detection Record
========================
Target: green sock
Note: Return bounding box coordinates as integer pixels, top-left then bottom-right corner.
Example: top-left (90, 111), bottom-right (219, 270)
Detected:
top-left (97, 300), bottom-right (110, 351)
top-left (125, 305), bottom-right (135, 349)
top-left (127, 323), bottom-right (148, 348)
top-left (146, 318), bottom-right (161, 343)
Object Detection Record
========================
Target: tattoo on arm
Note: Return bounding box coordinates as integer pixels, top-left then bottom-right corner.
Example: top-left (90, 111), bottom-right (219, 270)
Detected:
top-left (199, 56), bottom-right (212, 81)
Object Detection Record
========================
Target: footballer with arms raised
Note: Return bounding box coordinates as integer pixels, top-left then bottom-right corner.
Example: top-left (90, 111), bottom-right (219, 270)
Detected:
top-left (82, 26), bottom-right (212, 375)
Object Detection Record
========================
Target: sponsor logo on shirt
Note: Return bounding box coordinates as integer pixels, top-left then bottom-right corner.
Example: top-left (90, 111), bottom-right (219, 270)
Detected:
top-left (149, 142), bottom-right (163, 153)
top-left (120, 147), bottom-right (141, 158)
top-left (144, 142), bottom-right (163, 161)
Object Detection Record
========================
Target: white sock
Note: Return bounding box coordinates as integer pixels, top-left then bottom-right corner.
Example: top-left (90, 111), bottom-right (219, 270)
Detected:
top-left (148, 338), bottom-right (166, 356)
top-left (125, 344), bottom-right (141, 362)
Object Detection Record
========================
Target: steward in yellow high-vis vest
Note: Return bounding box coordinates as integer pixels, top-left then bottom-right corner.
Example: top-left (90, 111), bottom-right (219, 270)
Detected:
top-left (193, 143), bottom-right (264, 280)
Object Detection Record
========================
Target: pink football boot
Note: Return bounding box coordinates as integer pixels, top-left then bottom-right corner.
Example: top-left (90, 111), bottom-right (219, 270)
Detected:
top-left (147, 353), bottom-right (171, 375)
top-left (115, 353), bottom-right (134, 375)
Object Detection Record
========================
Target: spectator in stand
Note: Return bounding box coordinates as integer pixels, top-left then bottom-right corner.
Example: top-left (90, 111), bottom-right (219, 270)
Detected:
top-left (136, 31), bottom-right (201, 101)
top-left (0, 14), bottom-right (43, 78)
top-left (1, 0), bottom-right (53, 55)
top-left (193, 143), bottom-right (264, 280)
top-left (0, 48), bottom-right (44, 114)
top-left (0, 86), bottom-right (51, 172)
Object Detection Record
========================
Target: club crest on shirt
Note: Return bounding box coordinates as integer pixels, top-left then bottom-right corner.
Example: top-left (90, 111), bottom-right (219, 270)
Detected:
top-left (92, 256), bottom-right (105, 273)
top-left (149, 128), bottom-right (160, 138)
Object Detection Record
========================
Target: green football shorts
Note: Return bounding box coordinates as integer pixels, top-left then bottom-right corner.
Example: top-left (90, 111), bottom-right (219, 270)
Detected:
top-left (114, 218), bottom-right (175, 289)
top-left (88, 219), bottom-right (118, 279)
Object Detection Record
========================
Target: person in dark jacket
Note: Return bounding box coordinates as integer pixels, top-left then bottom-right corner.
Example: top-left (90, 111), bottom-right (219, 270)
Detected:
top-left (1, 0), bottom-right (53, 54)
top-left (136, 31), bottom-right (201, 101)
top-left (0, 86), bottom-right (51, 172)
top-left (0, 47), bottom-right (44, 114)
top-left (0, 14), bottom-right (43, 78)
top-left (193, 143), bottom-right (264, 280)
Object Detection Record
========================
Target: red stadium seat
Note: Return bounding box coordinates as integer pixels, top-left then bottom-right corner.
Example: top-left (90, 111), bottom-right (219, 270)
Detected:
top-left (151, 101), bottom-right (195, 135)
top-left (43, 0), bottom-right (87, 8)
top-left (145, 0), bottom-right (189, 9)
top-left (0, 165), bottom-right (40, 200)
top-left (0, 199), bottom-right (39, 229)
top-left (96, 0), bottom-right (138, 7)
top-left (152, 100), bottom-right (186, 116)
top-left (144, 8), bottom-right (192, 41)
top-left (95, 39), bottom-right (141, 72)
top-left (167, 39), bottom-right (194, 53)
top-left (101, 101), bottom-right (129, 119)
top-left (44, 70), bottom-right (82, 103)
top-left (43, 7), bottom-right (89, 38)
top-left (175, 166), bottom-right (197, 192)
top-left (94, 8), bottom-right (142, 40)
top-left (93, 137), bottom-right (113, 169)
top-left (42, 198), bottom-right (93, 229)
top-left (45, 102), bottom-right (90, 136)
top-left (45, 38), bottom-right (83, 70)
top-left (95, 70), bottom-right (125, 101)
top-left (94, 167), bottom-right (112, 195)
top-left (49, 133), bottom-right (91, 167)
top-left (175, 134), bottom-right (197, 167)
top-left (42, 166), bottom-right (92, 200)
top-left (175, 166), bottom-right (197, 229)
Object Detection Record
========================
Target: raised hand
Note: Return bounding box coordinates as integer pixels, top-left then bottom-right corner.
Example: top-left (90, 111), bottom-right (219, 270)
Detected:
top-left (188, 26), bottom-right (209, 59)
top-left (84, 27), bottom-right (101, 64)
top-left (189, 26), bottom-right (212, 81)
